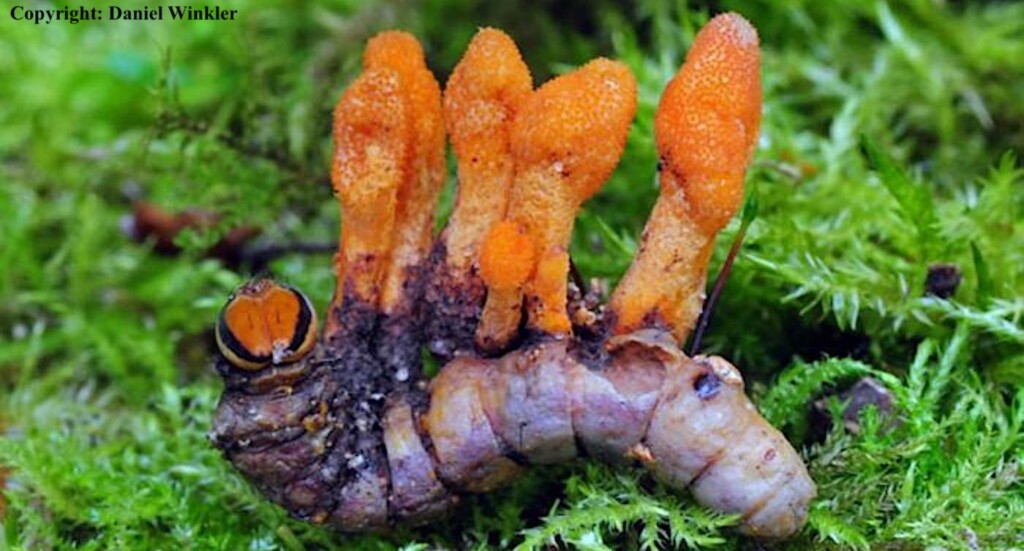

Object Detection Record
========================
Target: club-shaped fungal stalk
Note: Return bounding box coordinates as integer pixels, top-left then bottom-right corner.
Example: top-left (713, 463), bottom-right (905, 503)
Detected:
top-left (476, 59), bottom-right (636, 352)
top-left (609, 13), bottom-right (762, 344)
top-left (440, 29), bottom-right (532, 275)
top-left (326, 31), bottom-right (445, 381)
top-left (423, 28), bottom-right (532, 358)
top-left (326, 62), bottom-right (409, 337)
top-left (364, 32), bottom-right (446, 317)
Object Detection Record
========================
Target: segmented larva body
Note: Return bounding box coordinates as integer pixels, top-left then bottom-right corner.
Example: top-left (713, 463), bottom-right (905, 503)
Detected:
top-left (209, 13), bottom-right (815, 540)
top-left (213, 326), bottom-right (812, 537)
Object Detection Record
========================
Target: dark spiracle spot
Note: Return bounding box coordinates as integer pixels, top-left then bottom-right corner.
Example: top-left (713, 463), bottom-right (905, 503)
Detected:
top-left (693, 371), bottom-right (722, 400)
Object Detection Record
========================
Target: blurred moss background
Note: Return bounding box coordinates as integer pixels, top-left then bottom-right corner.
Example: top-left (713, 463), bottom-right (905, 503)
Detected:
top-left (0, 0), bottom-right (1021, 549)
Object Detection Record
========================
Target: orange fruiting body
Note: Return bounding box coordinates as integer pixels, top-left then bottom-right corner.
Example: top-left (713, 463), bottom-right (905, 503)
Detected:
top-left (216, 279), bottom-right (318, 370)
top-left (441, 28), bottom-right (533, 273)
top-left (510, 58), bottom-right (637, 204)
top-left (609, 12), bottom-right (761, 343)
top-left (654, 12), bottom-right (761, 235)
top-left (479, 220), bottom-right (535, 292)
top-left (364, 31), bottom-right (447, 315)
top-left (330, 65), bottom-right (409, 310)
top-left (528, 248), bottom-right (572, 334)
top-left (476, 58), bottom-right (636, 343)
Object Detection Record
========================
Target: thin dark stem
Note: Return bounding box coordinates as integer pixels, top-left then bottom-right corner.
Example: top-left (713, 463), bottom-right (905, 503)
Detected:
top-left (689, 196), bottom-right (758, 355)
top-left (568, 256), bottom-right (588, 296)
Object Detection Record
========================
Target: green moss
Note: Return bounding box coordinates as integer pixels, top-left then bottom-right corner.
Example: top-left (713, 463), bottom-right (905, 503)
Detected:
top-left (1, 0), bottom-right (1021, 549)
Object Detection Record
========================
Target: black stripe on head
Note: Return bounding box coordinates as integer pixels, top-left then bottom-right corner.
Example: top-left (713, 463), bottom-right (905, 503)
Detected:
top-left (285, 286), bottom-right (314, 354)
top-left (217, 308), bottom-right (271, 366)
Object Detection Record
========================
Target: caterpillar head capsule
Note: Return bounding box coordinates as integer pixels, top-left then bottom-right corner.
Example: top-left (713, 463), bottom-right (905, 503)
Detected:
top-left (215, 279), bottom-right (318, 371)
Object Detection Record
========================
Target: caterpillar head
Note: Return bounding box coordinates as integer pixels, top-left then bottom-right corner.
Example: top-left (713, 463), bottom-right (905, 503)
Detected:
top-left (214, 278), bottom-right (320, 389)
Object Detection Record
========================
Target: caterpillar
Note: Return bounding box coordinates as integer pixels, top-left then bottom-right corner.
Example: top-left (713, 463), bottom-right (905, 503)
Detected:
top-left (209, 13), bottom-right (816, 540)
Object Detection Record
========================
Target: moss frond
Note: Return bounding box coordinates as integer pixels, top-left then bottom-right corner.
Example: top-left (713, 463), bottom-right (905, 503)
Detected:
top-left (516, 464), bottom-right (737, 551)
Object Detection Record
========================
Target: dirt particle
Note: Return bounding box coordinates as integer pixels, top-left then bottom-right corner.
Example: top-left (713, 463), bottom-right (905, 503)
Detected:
top-left (925, 263), bottom-right (961, 298)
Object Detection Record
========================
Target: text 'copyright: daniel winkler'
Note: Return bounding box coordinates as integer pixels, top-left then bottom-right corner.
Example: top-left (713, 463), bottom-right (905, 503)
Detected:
top-left (10, 5), bottom-right (240, 24)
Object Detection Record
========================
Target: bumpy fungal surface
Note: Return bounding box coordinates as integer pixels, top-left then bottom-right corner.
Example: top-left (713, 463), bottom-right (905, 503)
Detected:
top-left (610, 12), bottom-right (763, 343)
top-left (209, 13), bottom-right (816, 540)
